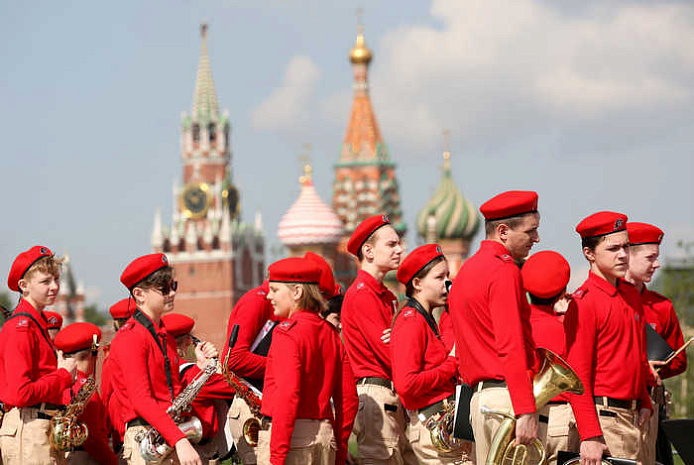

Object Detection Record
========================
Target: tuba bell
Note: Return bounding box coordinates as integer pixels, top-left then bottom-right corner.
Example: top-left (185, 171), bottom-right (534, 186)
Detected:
top-left (483, 348), bottom-right (584, 465)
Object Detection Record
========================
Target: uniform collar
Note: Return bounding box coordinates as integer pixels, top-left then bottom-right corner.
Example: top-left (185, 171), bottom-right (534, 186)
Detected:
top-left (132, 309), bottom-right (168, 336)
top-left (481, 240), bottom-right (512, 257)
top-left (587, 271), bottom-right (618, 297)
top-left (289, 310), bottom-right (322, 323)
top-left (356, 269), bottom-right (390, 296)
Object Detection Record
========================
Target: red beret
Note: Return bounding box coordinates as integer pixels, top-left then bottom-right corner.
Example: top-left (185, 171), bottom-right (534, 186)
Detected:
top-left (575, 211), bottom-right (627, 239)
top-left (304, 252), bottom-right (340, 298)
top-left (522, 251), bottom-right (571, 299)
top-left (120, 253), bottom-right (170, 290)
top-left (7, 246), bottom-right (54, 292)
top-left (54, 322), bottom-right (101, 354)
top-left (109, 298), bottom-right (136, 319)
top-left (397, 244), bottom-right (445, 285)
top-left (346, 214), bottom-right (391, 257)
top-left (162, 313), bottom-right (195, 338)
top-left (480, 191), bottom-right (538, 221)
top-left (627, 222), bottom-right (664, 246)
top-left (268, 257), bottom-right (321, 284)
top-left (44, 311), bottom-right (63, 330)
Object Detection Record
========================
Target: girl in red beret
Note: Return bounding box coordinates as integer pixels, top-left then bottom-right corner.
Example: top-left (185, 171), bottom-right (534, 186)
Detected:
top-left (390, 245), bottom-right (473, 464)
top-left (257, 257), bottom-right (358, 465)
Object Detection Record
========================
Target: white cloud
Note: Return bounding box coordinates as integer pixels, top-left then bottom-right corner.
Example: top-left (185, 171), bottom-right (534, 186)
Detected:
top-left (251, 55), bottom-right (322, 131)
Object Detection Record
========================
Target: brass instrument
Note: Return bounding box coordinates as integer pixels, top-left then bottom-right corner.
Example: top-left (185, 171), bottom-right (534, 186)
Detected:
top-left (135, 357), bottom-right (217, 464)
top-left (50, 376), bottom-right (95, 451)
top-left (425, 400), bottom-right (461, 453)
top-left (221, 324), bottom-right (267, 447)
top-left (483, 348), bottom-right (584, 465)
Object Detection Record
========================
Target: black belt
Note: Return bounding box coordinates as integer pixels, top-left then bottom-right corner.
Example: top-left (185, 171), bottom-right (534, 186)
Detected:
top-left (418, 394), bottom-right (456, 420)
top-left (127, 418), bottom-right (150, 428)
top-left (357, 377), bottom-right (394, 390)
top-left (27, 403), bottom-right (65, 417)
top-left (594, 396), bottom-right (640, 410)
top-left (37, 412), bottom-right (53, 420)
top-left (475, 379), bottom-right (507, 391)
top-left (539, 414), bottom-right (549, 424)
top-left (548, 400), bottom-right (568, 405)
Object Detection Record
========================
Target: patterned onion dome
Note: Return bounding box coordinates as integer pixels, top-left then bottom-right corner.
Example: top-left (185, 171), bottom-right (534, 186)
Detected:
top-left (279, 166), bottom-right (344, 246)
top-left (416, 152), bottom-right (480, 240)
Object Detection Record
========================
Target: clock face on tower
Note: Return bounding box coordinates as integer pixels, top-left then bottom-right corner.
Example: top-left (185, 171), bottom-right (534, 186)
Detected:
top-left (181, 182), bottom-right (212, 219)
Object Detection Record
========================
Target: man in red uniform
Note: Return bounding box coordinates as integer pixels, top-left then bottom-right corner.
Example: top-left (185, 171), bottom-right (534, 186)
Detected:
top-left (222, 281), bottom-right (277, 464)
top-left (54, 322), bottom-right (119, 465)
top-left (567, 212), bottom-right (652, 465)
top-left (341, 214), bottom-right (416, 465)
top-left (0, 246), bottom-right (77, 465)
top-left (625, 222), bottom-right (687, 465)
top-left (44, 311), bottom-right (63, 340)
top-left (449, 190), bottom-right (541, 464)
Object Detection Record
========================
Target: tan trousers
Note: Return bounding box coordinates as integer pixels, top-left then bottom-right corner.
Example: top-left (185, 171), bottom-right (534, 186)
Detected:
top-left (640, 395), bottom-right (659, 465)
top-left (539, 403), bottom-right (580, 465)
top-left (228, 396), bottom-right (259, 464)
top-left (353, 384), bottom-right (418, 465)
top-left (594, 404), bottom-right (641, 463)
top-left (121, 425), bottom-right (216, 465)
top-left (0, 407), bottom-right (66, 465)
top-left (406, 411), bottom-right (475, 464)
top-left (257, 419), bottom-right (335, 465)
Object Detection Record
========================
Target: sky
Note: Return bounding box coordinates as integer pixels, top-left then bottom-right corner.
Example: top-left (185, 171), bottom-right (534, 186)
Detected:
top-left (1, 0), bottom-right (693, 310)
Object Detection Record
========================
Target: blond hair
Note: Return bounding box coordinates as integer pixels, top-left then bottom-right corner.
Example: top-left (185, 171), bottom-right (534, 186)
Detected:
top-left (23, 255), bottom-right (63, 282)
top-left (294, 283), bottom-right (328, 313)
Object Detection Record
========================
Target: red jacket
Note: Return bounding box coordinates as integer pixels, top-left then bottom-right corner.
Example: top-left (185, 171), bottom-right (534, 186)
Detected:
top-left (261, 311), bottom-right (358, 465)
top-left (100, 351), bottom-right (126, 441)
top-left (566, 272), bottom-right (652, 441)
top-left (108, 311), bottom-right (186, 447)
top-left (449, 240), bottom-right (538, 416)
top-left (0, 299), bottom-right (73, 407)
top-left (438, 308), bottom-right (455, 353)
top-left (63, 370), bottom-right (119, 465)
top-left (391, 302), bottom-right (457, 411)
top-left (341, 270), bottom-right (399, 380)
top-left (223, 282), bottom-right (276, 382)
top-left (180, 363), bottom-right (235, 438)
top-left (641, 287), bottom-right (687, 380)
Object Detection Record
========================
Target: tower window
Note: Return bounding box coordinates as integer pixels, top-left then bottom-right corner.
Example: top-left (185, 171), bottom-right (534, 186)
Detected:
top-left (193, 124), bottom-right (200, 143)
top-left (208, 123), bottom-right (216, 142)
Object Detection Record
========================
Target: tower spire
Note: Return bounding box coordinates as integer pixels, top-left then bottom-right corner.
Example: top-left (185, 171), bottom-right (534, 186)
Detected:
top-left (192, 22), bottom-right (220, 123)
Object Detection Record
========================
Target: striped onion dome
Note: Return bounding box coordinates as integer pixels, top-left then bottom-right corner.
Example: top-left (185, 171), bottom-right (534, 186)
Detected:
top-left (417, 152), bottom-right (480, 240)
top-left (278, 166), bottom-right (344, 246)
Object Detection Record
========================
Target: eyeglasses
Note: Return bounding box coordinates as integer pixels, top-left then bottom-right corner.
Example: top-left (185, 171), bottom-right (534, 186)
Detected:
top-left (151, 280), bottom-right (178, 295)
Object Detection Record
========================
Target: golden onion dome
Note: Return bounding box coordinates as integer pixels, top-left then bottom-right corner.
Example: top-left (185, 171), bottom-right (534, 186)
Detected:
top-left (350, 27), bottom-right (373, 65)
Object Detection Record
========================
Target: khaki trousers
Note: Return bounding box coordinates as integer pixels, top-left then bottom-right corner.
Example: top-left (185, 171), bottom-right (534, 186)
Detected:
top-left (228, 396), bottom-right (259, 464)
top-left (353, 384), bottom-right (418, 465)
top-left (594, 404), bottom-right (641, 463)
top-left (0, 407), bottom-right (66, 465)
top-left (257, 419), bottom-right (335, 465)
top-left (640, 395), bottom-right (659, 465)
top-left (406, 411), bottom-right (475, 464)
top-left (121, 425), bottom-right (216, 465)
top-left (539, 403), bottom-right (580, 465)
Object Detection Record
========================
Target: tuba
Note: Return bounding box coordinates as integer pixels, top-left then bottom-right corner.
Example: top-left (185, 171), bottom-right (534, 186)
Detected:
top-left (50, 376), bottom-right (95, 451)
top-left (483, 348), bottom-right (584, 465)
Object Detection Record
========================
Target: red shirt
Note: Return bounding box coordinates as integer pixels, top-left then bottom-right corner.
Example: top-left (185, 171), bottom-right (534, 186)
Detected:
top-left (341, 270), bottom-right (399, 380)
top-left (449, 240), bottom-right (538, 415)
top-left (180, 363), bottom-right (235, 438)
top-left (438, 308), bottom-right (455, 353)
top-left (0, 299), bottom-right (73, 407)
top-left (63, 370), bottom-right (119, 465)
top-left (566, 272), bottom-right (652, 441)
top-left (391, 303), bottom-right (457, 411)
top-left (223, 282), bottom-right (276, 382)
top-left (641, 287), bottom-right (687, 380)
top-left (108, 311), bottom-right (186, 447)
top-left (261, 311), bottom-right (358, 465)
top-left (100, 351), bottom-right (126, 440)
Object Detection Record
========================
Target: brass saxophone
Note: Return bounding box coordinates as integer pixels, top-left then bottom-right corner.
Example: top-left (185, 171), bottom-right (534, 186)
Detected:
top-left (135, 357), bottom-right (217, 464)
top-left (221, 324), bottom-right (267, 447)
top-left (425, 400), bottom-right (460, 453)
top-left (50, 376), bottom-right (95, 451)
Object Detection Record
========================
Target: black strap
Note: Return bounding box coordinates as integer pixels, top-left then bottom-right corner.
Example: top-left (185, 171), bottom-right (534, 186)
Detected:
top-left (133, 310), bottom-right (175, 402)
top-left (7, 311), bottom-right (57, 356)
top-left (405, 298), bottom-right (440, 339)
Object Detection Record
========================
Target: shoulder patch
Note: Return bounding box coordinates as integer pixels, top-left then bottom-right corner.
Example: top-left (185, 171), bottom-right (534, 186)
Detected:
top-left (257, 290), bottom-right (267, 296)
top-left (16, 317), bottom-right (29, 331)
top-left (356, 282), bottom-right (365, 290)
top-left (403, 309), bottom-right (415, 318)
top-left (121, 321), bottom-right (135, 331)
top-left (278, 320), bottom-right (296, 331)
top-left (572, 288), bottom-right (588, 300)
top-left (497, 254), bottom-right (514, 263)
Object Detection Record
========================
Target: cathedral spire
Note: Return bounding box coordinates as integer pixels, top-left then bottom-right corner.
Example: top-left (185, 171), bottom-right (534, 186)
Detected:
top-left (192, 22), bottom-right (220, 123)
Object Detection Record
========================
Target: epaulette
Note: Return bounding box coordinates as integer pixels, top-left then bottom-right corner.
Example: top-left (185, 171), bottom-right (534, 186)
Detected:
top-left (572, 288), bottom-right (588, 300)
top-left (496, 253), bottom-right (515, 263)
top-left (277, 320), bottom-right (296, 331)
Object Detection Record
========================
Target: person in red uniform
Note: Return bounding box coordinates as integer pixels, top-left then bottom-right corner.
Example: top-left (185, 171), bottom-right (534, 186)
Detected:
top-left (391, 244), bottom-right (473, 464)
top-left (341, 214), bottom-right (416, 465)
top-left (567, 212), bottom-right (652, 465)
top-left (44, 311), bottom-right (63, 341)
top-left (162, 312), bottom-right (234, 462)
top-left (54, 322), bottom-right (119, 465)
top-left (108, 253), bottom-right (216, 465)
top-left (521, 250), bottom-right (579, 464)
top-left (0, 246), bottom-right (77, 465)
top-left (625, 222), bottom-right (687, 465)
top-left (304, 252), bottom-right (343, 331)
top-left (222, 280), bottom-right (277, 465)
top-left (259, 257), bottom-right (358, 465)
top-left (448, 190), bottom-right (541, 464)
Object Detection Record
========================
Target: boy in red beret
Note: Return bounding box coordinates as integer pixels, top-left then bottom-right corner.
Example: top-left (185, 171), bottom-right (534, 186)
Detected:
top-left (566, 212), bottom-right (652, 465)
top-left (340, 214), bottom-right (417, 465)
top-left (44, 311), bottom-right (64, 340)
top-left (107, 253), bottom-right (217, 465)
top-left (0, 246), bottom-right (77, 465)
top-left (448, 190), bottom-right (541, 463)
top-left (625, 222), bottom-right (686, 465)
top-left (54, 322), bottom-right (119, 465)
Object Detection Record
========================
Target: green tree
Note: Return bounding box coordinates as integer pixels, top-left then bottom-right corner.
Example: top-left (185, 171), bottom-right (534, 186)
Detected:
top-left (0, 291), bottom-right (13, 327)
top-left (82, 304), bottom-right (108, 327)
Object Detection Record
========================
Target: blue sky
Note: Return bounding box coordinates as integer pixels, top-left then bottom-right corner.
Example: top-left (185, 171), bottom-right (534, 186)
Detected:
top-left (1, 0), bottom-right (692, 310)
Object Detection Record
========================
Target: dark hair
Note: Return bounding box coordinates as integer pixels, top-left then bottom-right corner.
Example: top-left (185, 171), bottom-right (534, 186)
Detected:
top-left (581, 235), bottom-right (605, 253)
top-left (404, 255), bottom-right (447, 298)
top-left (321, 294), bottom-right (344, 319)
top-left (133, 266), bottom-right (173, 291)
top-left (529, 291), bottom-right (564, 306)
top-left (484, 215), bottom-right (526, 237)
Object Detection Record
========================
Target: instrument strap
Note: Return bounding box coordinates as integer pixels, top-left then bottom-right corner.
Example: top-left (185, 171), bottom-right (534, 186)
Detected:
top-left (7, 311), bottom-right (57, 357)
top-left (133, 310), bottom-right (175, 402)
top-left (405, 298), bottom-right (440, 340)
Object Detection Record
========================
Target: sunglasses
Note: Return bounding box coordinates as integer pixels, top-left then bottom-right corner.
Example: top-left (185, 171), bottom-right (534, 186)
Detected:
top-left (152, 280), bottom-right (178, 295)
